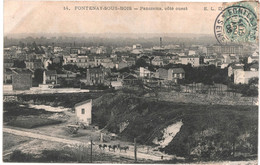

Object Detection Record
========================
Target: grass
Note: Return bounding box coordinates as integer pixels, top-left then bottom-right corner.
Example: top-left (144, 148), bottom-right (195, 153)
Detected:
top-left (6, 146), bottom-right (145, 163)
top-left (3, 133), bottom-right (32, 151)
top-left (3, 102), bottom-right (53, 122)
top-left (8, 116), bottom-right (62, 128)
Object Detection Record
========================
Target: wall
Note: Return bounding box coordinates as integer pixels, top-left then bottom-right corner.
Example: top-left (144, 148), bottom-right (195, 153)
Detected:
top-left (75, 101), bottom-right (92, 125)
top-left (12, 74), bottom-right (32, 90)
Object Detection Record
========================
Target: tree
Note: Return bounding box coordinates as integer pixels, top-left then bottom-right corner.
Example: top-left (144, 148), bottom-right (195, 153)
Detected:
top-left (135, 58), bottom-right (148, 68)
top-left (34, 69), bottom-right (44, 84)
top-left (13, 60), bottom-right (26, 68)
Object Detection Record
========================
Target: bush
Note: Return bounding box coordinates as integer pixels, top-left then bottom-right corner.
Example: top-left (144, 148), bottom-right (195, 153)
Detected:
top-left (40, 149), bottom-right (76, 162)
top-left (9, 150), bottom-right (34, 162)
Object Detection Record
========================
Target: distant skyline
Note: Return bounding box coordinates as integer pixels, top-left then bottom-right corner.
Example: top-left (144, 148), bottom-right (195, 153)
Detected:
top-left (5, 1), bottom-right (225, 36)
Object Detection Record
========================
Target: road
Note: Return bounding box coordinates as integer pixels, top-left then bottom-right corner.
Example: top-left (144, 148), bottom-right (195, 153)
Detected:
top-left (3, 127), bottom-right (174, 161)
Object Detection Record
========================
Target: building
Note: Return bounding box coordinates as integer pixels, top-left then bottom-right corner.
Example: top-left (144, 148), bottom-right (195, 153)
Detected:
top-left (76, 56), bottom-right (90, 68)
top-left (4, 59), bottom-right (14, 68)
top-left (228, 64), bottom-right (244, 77)
top-left (133, 44), bottom-right (142, 49)
top-left (86, 67), bottom-right (105, 85)
top-left (222, 54), bottom-right (239, 64)
top-left (116, 61), bottom-right (128, 70)
top-left (125, 57), bottom-right (136, 67)
top-left (155, 68), bottom-right (168, 80)
top-left (122, 74), bottom-right (139, 86)
top-left (70, 47), bottom-right (81, 54)
top-left (249, 64), bottom-right (259, 71)
top-left (75, 99), bottom-right (92, 126)
top-left (12, 69), bottom-right (33, 90)
top-left (207, 44), bottom-right (243, 56)
top-left (101, 59), bottom-right (115, 69)
top-left (52, 57), bottom-right (61, 64)
top-left (140, 67), bottom-right (153, 78)
top-left (180, 56), bottom-right (200, 67)
top-left (168, 68), bottom-right (185, 83)
top-left (25, 59), bottom-right (43, 70)
top-left (4, 68), bottom-right (13, 84)
top-left (43, 70), bottom-right (58, 85)
top-left (234, 70), bottom-right (259, 84)
top-left (152, 56), bottom-right (164, 66)
top-left (248, 56), bottom-right (259, 63)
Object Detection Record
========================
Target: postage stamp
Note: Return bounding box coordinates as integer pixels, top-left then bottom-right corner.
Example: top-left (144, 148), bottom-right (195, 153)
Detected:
top-left (214, 4), bottom-right (258, 44)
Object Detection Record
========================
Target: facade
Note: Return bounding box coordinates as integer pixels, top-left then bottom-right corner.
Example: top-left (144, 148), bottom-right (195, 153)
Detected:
top-left (234, 70), bottom-right (259, 84)
top-left (43, 70), bottom-right (58, 84)
top-left (4, 59), bottom-right (14, 68)
top-left (75, 99), bottom-right (92, 126)
top-left (207, 44), bottom-right (243, 56)
top-left (248, 56), bottom-right (259, 63)
top-left (4, 68), bottom-right (13, 84)
top-left (116, 61), bottom-right (128, 70)
top-left (152, 57), bottom-right (164, 66)
top-left (86, 67), bottom-right (105, 85)
top-left (140, 67), bottom-right (152, 78)
top-left (76, 56), bottom-right (89, 68)
top-left (122, 74), bottom-right (139, 86)
top-left (12, 69), bottom-right (33, 90)
top-left (222, 54), bottom-right (239, 64)
top-left (180, 56), bottom-right (200, 67)
top-left (228, 64), bottom-right (244, 77)
top-left (168, 68), bottom-right (185, 83)
top-left (25, 59), bottom-right (43, 70)
top-left (155, 68), bottom-right (168, 80)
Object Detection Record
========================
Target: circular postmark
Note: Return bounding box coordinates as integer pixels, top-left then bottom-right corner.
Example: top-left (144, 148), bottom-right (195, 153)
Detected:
top-left (214, 6), bottom-right (258, 44)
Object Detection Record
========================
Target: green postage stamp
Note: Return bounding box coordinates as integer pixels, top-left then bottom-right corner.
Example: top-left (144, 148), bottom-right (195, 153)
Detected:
top-left (214, 2), bottom-right (258, 44)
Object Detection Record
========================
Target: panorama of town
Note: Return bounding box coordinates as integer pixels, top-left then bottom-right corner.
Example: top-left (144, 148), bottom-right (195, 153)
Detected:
top-left (3, 36), bottom-right (259, 163)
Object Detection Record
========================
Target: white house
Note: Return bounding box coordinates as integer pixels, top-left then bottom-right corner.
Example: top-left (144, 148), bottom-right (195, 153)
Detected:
top-left (75, 99), bottom-right (92, 126)
top-left (140, 67), bottom-right (152, 78)
top-left (180, 56), bottom-right (200, 67)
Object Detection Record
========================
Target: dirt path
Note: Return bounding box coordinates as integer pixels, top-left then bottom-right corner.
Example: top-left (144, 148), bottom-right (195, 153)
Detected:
top-left (4, 128), bottom-right (83, 145)
top-left (3, 127), bottom-right (174, 161)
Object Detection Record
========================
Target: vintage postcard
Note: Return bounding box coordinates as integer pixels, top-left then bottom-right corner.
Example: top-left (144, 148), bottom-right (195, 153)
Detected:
top-left (2, 0), bottom-right (259, 164)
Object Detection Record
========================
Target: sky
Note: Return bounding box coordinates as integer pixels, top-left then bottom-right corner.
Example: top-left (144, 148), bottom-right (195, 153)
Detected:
top-left (3, 0), bottom-right (251, 36)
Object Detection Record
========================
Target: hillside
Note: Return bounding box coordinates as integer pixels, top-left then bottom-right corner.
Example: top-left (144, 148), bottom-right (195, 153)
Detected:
top-left (92, 92), bottom-right (258, 161)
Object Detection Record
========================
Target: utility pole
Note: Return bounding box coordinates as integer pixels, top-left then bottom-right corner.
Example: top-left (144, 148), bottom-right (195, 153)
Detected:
top-left (90, 140), bottom-right (93, 163)
top-left (134, 138), bottom-right (137, 163)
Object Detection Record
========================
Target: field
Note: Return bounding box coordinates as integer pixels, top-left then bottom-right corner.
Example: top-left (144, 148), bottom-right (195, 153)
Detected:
top-left (7, 116), bottom-right (62, 128)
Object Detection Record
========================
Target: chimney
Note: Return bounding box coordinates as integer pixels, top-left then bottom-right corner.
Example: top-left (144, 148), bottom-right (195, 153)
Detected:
top-left (160, 37), bottom-right (162, 48)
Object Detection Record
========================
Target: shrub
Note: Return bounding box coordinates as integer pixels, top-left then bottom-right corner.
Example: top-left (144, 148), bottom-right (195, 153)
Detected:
top-left (9, 150), bottom-right (34, 162)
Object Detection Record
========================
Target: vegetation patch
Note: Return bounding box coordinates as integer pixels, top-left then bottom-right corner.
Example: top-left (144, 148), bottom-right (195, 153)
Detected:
top-left (3, 102), bottom-right (53, 122)
top-left (8, 116), bottom-right (62, 128)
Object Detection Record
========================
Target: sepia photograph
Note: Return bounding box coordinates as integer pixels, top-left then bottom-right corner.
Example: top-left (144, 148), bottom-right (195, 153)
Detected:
top-left (2, 0), bottom-right (259, 164)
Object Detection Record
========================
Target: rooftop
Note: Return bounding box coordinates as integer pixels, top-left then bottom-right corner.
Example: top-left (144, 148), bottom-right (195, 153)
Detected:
top-left (75, 99), bottom-right (92, 108)
top-left (45, 70), bottom-right (57, 75)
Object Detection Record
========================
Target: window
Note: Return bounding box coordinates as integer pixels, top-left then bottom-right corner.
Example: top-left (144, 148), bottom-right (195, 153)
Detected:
top-left (81, 108), bottom-right (85, 114)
